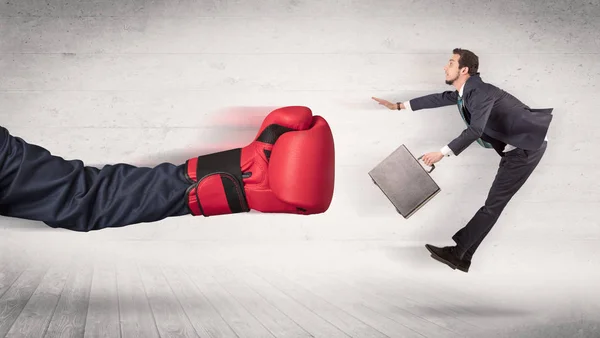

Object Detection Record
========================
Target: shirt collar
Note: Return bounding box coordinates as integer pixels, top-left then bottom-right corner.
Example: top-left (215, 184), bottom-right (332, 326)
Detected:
top-left (458, 82), bottom-right (465, 97)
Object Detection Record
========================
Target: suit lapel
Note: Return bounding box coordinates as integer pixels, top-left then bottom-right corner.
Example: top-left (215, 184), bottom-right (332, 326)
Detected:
top-left (457, 74), bottom-right (494, 149)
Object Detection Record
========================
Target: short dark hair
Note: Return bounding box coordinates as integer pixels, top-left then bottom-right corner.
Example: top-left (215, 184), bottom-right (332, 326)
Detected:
top-left (453, 48), bottom-right (479, 75)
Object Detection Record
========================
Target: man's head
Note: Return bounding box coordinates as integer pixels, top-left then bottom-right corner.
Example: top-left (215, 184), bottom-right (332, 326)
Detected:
top-left (444, 48), bottom-right (479, 85)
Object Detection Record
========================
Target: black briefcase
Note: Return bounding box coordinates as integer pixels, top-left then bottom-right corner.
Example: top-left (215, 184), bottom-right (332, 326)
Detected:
top-left (369, 144), bottom-right (440, 219)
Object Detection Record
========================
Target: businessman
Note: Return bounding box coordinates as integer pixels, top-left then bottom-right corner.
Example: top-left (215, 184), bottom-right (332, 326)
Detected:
top-left (372, 48), bottom-right (552, 273)
top-left (0, 106), bottom-right (335, 231)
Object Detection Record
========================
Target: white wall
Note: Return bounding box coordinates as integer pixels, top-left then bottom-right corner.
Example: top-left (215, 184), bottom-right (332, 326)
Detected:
top-left (1, 0), bottom-right (598, 262)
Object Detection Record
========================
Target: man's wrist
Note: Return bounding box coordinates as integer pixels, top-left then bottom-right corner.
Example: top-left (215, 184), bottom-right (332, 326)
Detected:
top-left (440, 145), bottom-right (454, 156)
top-left (401, 100), bottom-right (412, 111)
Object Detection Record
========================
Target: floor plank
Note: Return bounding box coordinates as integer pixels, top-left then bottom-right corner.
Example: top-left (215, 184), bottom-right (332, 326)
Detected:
top-left (208, 266), bottom-right (317, 338)
top-left (84, 261), bottom-right (121, 338)
top-left (0, 266), bottom-right (49, 337)
top-left (235, 266), bottom-right (388, 338)
top-left (138, 264), bottom-right (200, 338)
top-left (4, 262), bottom-right (71, 338)
top-left (44, 262), bottom-right (93, 338)
top-left (265, 268), bottom-right (430, 338)
top-left (116, 261), bottom-right (161, 338)
top-left (161, 265), bottom-right (240, 338)
top-left (183, 266), bottom-right (276, 338)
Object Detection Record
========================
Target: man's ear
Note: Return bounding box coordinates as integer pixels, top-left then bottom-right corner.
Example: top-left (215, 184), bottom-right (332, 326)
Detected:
top-left (460, 66), bottom-right (469, 75)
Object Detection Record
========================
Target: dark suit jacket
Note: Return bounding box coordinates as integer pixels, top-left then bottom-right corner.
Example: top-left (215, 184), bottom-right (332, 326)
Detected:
top-left (409, 73), bottom-right (553, 156)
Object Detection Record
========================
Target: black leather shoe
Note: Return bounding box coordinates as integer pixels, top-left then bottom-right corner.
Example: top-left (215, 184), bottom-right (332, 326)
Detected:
top-left (456, 259), bottom-right (471, 273)
top-left (425, 244), bottom-right (465, 271)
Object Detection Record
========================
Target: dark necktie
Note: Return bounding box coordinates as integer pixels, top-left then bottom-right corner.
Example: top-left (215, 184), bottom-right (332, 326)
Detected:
top-left (457, 96), bottom-right (493, 148)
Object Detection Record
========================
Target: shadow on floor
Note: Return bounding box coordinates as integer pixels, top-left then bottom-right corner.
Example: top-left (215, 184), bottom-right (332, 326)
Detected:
top-left (477, 319), bottom-right (600, 338)
top-left (412, 303), bottom-right (532, 318)
top-left (380, 243), bottom-right (455, 270)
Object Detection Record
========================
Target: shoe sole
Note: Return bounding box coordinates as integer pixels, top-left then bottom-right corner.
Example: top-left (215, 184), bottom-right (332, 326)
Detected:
top-left (429, 253), bottom-right (469, 273)
top-left (429, 253), bottom-right (457, 270)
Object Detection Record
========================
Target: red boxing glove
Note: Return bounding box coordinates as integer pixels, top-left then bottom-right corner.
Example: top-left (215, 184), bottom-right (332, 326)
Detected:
top-left (185, 106), bottom-right (335, 216)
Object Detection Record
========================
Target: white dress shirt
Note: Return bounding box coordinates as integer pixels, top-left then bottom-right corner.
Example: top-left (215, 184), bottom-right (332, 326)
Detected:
top-left (402, 83), bottom-right (547, 156)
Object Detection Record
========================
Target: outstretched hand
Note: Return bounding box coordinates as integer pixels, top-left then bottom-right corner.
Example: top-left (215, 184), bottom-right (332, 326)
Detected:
top-left (372, 97), bottom-right (398, 110)
top-left (421, 152), bottom-right (444, 166)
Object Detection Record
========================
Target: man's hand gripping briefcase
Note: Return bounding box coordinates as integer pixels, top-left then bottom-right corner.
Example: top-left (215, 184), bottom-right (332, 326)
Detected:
top-left (369, 144), bottom-right (440, 219)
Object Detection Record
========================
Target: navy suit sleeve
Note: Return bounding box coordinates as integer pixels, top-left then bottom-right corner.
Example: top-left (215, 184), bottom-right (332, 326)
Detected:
top-left (447, 88), bottom-right (495, 155)
top-left (409, 90), bottom-right (459, 111)
top-left (0, 126), bottom-right (191, 232)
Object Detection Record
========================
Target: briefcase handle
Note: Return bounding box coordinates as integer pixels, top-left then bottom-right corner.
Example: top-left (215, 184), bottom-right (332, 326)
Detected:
top-left (417, 155), bottom-right (435, 173)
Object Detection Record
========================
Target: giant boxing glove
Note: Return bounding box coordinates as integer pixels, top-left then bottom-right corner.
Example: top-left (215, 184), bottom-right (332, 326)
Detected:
top-left (184, 106), bottom-right (334, 216)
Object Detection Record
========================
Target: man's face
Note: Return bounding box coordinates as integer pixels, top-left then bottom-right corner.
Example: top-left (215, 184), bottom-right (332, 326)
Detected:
top-left (444, 54), bottom-right (463, 85)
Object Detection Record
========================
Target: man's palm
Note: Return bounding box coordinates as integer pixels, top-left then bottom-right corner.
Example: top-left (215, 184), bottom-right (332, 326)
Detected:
top-left (372, 97), bottom-right (396, 110)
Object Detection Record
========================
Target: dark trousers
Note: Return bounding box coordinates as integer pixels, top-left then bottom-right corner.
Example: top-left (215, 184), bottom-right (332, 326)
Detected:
top-left (0, 126), bottom-right (191, 232)
top-left (452, 141), bottom-right (548, 260)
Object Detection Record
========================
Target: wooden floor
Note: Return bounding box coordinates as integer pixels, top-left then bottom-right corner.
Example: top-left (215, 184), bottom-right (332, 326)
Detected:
top-left (1, 240), bottom-right (599, 338)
